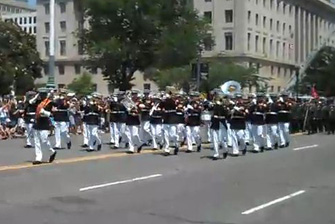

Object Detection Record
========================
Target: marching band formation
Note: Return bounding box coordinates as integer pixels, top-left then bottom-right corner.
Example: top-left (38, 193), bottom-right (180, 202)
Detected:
top-left (21, 84), bottom-right (299, 164)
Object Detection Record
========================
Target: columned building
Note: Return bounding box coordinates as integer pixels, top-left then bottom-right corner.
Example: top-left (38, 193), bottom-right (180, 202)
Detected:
top-left (35, 0), bottom-right (158, 95)
top-left (193, 0), bottom-right (335, 93)
top-left (0, 0), bottom-right (35, 15)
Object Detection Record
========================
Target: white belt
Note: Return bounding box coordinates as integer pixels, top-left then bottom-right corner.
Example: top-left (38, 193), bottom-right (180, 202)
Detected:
top-left (87, 113), bottom-right (99, 116)
top-left (26, 112), bottom-right (36, 115)
top-left (266, 112), bottom-right (277, 115)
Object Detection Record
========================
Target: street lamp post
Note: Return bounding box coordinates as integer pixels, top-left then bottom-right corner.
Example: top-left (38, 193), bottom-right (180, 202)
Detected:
top-left (47, 0), bottom-right (55, 87)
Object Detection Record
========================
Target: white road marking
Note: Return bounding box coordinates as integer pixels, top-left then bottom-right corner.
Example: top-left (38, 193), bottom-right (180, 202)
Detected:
top-left (293, 145), bottom-right (319, 151)
top-left (241, 190), bottom-right (306, 215)
top-left (80, 174), bottom-right (162, 192)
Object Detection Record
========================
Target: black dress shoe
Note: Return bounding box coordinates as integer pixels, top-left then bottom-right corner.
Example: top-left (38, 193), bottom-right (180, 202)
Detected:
top-left (49, 152), bottom-right (57, 163)
top-left (137, 144), bottom-right (145, 153)
top-left (67, 141), bottom-right (72, 150)
top-left (125, 143), bottom-right (129, 148)
top-left (97, 144), bottom-right (102, 151)
top-left (260, 147), bottom-right (265, 153)
top-left (242, 147), bottom-right (247, 156)
top-left (212, 157), bottom-right (219, 161)
top-left (81, 144), bottom-right (88, 148)
top-left (159, 143), bottom-right (163, 150)
top-left (24, 145), bottom-right (33, 149)
top-left (112, 146), bottom-right (119, 150)
top-left (274, 143), bottom-right (278, 149)
top-left (32, 161), bottom-right (42, 165)
top-left (285, 142), bottom-right (290, 147)
top-left (126, 151), bottom-right (135, 154)
top-left (279, 145), bottom-right (285, 148)
top-left (185, 150), bottom-right (193, 153)
top-left (223, 152), bottom-right (228, 159)
top-left (53, 147), bottom-right (61, 150)
top-left (197, 145), bottom-right (202, 152)
top-left (174, 146), bottom-right (179, 155)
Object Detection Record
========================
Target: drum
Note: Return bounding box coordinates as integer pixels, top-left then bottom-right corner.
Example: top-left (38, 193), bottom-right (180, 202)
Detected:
top-left (201, 111), bottom-right (212, 122)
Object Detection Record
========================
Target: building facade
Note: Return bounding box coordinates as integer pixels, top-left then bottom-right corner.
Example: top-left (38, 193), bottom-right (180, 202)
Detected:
top-left (193, 0), bottom-right (335, 93)
top-left (35, 0), bottom-right (158, 95)
top-left (0, 0), bottom-right (35, 15)
top-left (2, 12), bottom-right (36, 34)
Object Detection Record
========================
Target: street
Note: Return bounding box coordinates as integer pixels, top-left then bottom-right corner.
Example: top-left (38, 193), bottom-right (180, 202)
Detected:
top-left (0, 133), bottom-right (334, 224)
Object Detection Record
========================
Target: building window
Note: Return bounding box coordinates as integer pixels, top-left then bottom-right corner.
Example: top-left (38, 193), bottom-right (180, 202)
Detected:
top-left (247, 33), bottom-right (251, 51)
top-left (263, 37), bottom-right (266, 54)
top-left (58, 65), bottom-right (65, 75)
top-left (270, 85), bottom-right (274, 92)
top-left (91, 67), bottom-right (98, 74)
top-left (74, 65), bottom-right (81, 75)
top-left (283, 23), bottom-right (286, 35)
top-left (270, 18), bottom-right (273, 30)
top-left (255, 35), bottom-right (259, 52)
top-left (59, 2), bottom-right (66, 13)
top-left (92, 84), bottom-right (97, 92)
top-left (255, 14), bottom-right (259, 26)
top-left (33, 27), bottom-right (37, 33)
top-left (225, 32), bottom-right (233, 50)
top-left (60, 21), bottom-right (66, 32)
top-left (44, 3), bottom-right (50, 15)
top-left (144, 83), bottom-right (151, 90)
top-left (263, 16), bottom-right (266, 28)
top-left (277, 67), bottom-right (281, 77)
top-left (45, 22), bottom-right (50, 33)
top-left (29, 17), bottom-right (32, 24)
top-left (283, 42), bottom-right (286, 59)
top-left (44, 41), bottom-right (50, 56)
top-left (58, 84), bottom-right (65, 89)
top-left (33, 16), bottom-right (36, 23)
top-left (277, 86), bottom-right (281, 93)
top-left (276, 41), bottom-right (280, 57)
top-left (204, 11), bottom-right (212, 23)
top-left (263, 0), bottom-right (266, 7)
top-left (203, 35), bottom-right (212, 51)
top-left (60, 40), bottom-right (66, 56)
top-left (248, 11), bottom-right (251, 23)
top-left (19, 17), bottom-right (22, 24)
top-left (277, 21), bottom-right (280, 32)
top-left (271, 66), bottom-right (274, 75)
top-left (225, 10), bottom-right (233, 23)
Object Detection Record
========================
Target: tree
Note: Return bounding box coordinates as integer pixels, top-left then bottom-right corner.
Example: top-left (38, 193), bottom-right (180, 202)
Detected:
top-left (67, 72), bottom-right (95, 96)
top-left (146, 66), bottom-right (191, 91)
top-left (149, 61), bottom-right (270, 92)
top-left (303, 46), bottom-right (335, 96)
top-left (80, 0), bottom-right (212, 91)
top-left (0, 20), bottom-right (43, 95)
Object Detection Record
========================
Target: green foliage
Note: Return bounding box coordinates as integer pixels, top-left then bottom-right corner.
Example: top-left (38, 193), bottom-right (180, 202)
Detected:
top-left (303, 46), bottom-right (335, 96)
top-left (67, 72), bottom-right (95, 96)
top-left (80, 0), bottom-right (212, 91)
top-left (149, 61), bottom-right (269, 92)
top-left (148, 66), bottom-right (191, 91)
top-left (0, 20), bottom-right (43, 95)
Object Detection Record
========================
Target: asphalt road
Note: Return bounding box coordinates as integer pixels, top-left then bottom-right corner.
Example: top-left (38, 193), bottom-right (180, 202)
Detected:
top-left (0, 133), bottom-right (334, 224)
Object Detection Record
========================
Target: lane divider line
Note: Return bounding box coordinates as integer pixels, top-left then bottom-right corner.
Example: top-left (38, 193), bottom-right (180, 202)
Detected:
top-left (241, 190), bottom-right (306, 215)
top-left (293, 145), bottom-right (319, 151)
top-left (79, 174), bottom-right (163, 192)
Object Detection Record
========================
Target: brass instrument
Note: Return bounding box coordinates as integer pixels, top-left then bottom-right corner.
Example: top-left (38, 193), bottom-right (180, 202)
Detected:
top-left (220, 81), bottom-right (242, 96)
top-left (121, 91), bottom-right (137, 111)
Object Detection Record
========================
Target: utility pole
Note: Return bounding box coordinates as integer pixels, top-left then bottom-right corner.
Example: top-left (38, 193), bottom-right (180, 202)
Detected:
top-left (47, 0), bottom-right (55, 88)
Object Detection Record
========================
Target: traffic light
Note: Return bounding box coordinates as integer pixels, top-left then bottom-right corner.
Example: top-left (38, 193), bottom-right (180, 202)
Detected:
top-left (191, 62), bottom-right (209, 81)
